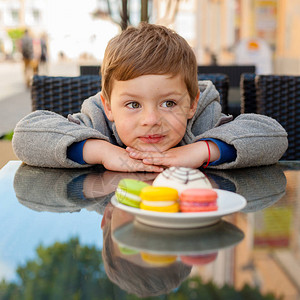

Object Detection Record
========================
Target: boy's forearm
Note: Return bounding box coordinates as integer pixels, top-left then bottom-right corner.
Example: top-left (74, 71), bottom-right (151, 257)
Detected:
top-left (201, 141), bottom-right (220, 165)
top-left (82, 139), bottom-right (109, 165)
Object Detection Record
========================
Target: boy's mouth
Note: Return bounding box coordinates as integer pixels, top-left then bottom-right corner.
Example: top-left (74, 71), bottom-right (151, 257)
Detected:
top-left (139, 134), bottom-right (165, 144)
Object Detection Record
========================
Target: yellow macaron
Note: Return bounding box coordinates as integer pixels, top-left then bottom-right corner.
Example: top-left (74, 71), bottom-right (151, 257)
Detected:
top-left (140, 186), bottom-right (179, 213)
top-left (140, 252), bottom-right (177, 266)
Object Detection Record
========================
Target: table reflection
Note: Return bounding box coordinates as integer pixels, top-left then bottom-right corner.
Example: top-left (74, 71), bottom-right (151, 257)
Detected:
top-left (101, 200), bottom-right (244, 298)
top-left (2, 161), bottom-right (298, 299)
top-left (103, 209), bottom-right (192, 297)
top-left (13, 163), bottom-right (287, 215)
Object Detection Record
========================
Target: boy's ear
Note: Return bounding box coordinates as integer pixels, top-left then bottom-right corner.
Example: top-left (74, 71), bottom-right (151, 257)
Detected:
top-left (100, 93), bottom-right (114, 121)
top-left (187, 90), bottom-right (200, 119)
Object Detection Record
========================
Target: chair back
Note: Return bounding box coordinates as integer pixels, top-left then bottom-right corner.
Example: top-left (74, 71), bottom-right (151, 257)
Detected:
top-left (198, 65), bottom-right (255, 87)
top-left (240, 73), bottom-right (256, 114)
top-left (31, 75), bottom-right (101, 117)
top-left (240, 74), bottom-right (300, 160)
top-left (256, 75), bottom-right (300, 160)
top-left (198, 73), bottom-right (229, 114)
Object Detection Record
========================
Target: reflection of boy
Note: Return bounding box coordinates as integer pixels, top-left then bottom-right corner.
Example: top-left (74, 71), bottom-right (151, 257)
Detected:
top-left (101, 204), bottom-right (191, 297)
top-left (13, 23), bottom-right (287, 170)
top-left (13, 164), bottom-right (157, 214)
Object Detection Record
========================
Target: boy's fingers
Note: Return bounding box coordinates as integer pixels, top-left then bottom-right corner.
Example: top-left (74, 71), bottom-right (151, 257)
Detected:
top-left (143, 157), bottom-right (172, 167)
top-left (130, 159), bottom-right (163, 173)
top-left (136, 163), bottom-right (163, 172)
top-left (128, 150), bottom-right (165, 160)
top-left (143, 165), bottom-right (164, 172)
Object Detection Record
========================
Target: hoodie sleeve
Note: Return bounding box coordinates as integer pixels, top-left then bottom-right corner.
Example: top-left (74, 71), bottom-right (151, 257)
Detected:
top-left (194, 113), bottom-right (288, 169)
top-left (188, 81), bottom-right (288, 169)
top-left (12, 93), bottom-right (111, 168)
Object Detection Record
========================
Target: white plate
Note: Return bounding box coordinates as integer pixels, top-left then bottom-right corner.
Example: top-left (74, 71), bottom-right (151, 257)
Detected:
top-left (111, 189), bottom-right (246, 228)
top-left (113, 220), bottom-right (245, 255)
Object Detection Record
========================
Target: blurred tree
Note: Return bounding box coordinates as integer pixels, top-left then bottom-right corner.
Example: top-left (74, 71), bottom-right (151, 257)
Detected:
top-left (6, 28), bottom-right (25, 53)
top-left (0, 238), bottom-right (117, 300)
top-left (92, 0), bottom-right (143, 30)
top-left (92, 0), bottom-right (181, 30)
top-left (0, 238), bottom-right (281, 300)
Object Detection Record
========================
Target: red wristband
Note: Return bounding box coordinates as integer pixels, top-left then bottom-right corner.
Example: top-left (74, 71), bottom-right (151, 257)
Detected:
top-left (203, 141), bottom-right (210, 169)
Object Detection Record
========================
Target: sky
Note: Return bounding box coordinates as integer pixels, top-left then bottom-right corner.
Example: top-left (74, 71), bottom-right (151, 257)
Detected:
top-left (0, 161), bottom-right (103, 282)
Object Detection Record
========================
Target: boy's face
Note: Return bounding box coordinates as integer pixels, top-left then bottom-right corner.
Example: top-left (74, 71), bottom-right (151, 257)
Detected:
top-left (101, 74), bottom-right (199, 152)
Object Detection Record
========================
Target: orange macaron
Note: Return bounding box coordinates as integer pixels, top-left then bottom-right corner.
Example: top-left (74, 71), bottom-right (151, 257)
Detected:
top-left (179, 189), bottom-right (218, 212)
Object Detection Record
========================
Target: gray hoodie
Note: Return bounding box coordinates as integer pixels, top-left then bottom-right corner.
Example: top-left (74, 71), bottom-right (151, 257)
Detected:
top-left (12, 81), bottom-right (288, 169)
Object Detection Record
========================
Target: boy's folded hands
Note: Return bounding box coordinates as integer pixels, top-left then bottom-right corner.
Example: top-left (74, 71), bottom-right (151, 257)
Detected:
top-left (126, 141), bottom-right (220, 170)
top-left (82, 139), bottom-right (219, 172)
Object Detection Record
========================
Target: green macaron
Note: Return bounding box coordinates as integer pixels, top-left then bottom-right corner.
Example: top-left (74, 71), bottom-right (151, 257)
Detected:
top-left (115, 179), bottom-right (149, 208)
top-left (118, 245), bottom-right (140, 255)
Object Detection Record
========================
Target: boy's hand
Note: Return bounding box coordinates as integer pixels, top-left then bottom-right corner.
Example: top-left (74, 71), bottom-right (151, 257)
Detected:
top-left (83, 139), bottom-right (163, 172)
top-left (126, 141), bottom-right (220, 169)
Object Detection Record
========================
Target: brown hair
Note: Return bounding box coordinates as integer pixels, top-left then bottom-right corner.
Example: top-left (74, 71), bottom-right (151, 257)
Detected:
top-left (101, 23), bottom-right (198, 103)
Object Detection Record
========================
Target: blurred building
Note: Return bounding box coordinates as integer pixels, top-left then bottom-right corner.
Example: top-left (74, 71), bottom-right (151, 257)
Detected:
top-left (155, 0), bottom-right (300, 75)
top-left (0, 0), bottom-right (119, 61)
top-left (0, 0), bottom-right (46, 59)
top-left (0, 0), bottom-right (300, 74)
top-left (0, 0), bottom-right (46, 32)
top-left (276, 0), bottom-right (300, 75)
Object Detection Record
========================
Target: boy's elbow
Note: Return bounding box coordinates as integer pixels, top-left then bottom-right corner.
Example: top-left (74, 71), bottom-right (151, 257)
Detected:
top-left (12, 132), bottom-right (29, 164)
top-left (279, 136), bottom-right (289, 159)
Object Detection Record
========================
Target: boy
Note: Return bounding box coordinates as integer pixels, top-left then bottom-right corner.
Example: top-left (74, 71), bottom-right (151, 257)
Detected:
top-left (13, 23), bottom-right (288, 171)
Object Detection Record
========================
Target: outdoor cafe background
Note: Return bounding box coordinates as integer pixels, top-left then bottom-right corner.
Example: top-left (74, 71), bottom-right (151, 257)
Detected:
top-left (0, 0), bottom-right (299, 76)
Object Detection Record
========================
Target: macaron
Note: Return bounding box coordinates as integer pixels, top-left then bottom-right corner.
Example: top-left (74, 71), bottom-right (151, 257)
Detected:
top-left (153, 167), bottom-right (212, 195)
top-left (180, 253), bottom-right (218, 266)
top-left (140, 186), bottom-right (179, 213)
top-left (118, 245), bottom-right (140, 256)
top-left (115, 179), bottom-right (149, 208)
top-left (140, 252), bottom-right (177, 266)
top-left (179, 188), bottom-right (218, 212)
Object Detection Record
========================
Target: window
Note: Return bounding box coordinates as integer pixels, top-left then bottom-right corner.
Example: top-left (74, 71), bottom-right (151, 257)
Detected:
top-left (11, 9), bottom-right (19, 24)
top-left (32, 9), bottom-right (40, 23)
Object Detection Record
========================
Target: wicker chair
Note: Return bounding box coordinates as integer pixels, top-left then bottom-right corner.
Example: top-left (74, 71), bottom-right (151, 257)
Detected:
top-left (31, 75), bottom-right (101, 117)
top-left (198, 73), bottom-right (229, 114)
top-left (240, 74), bottom-right (300, 160)
top-left (31, 73), bottom-right (229, 116)
top-left (240, 73), bottom-right (256, 114)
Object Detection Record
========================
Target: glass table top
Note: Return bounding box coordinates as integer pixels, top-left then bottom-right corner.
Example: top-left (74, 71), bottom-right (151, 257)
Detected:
top-left (0, 160), bottom-right (299, 299)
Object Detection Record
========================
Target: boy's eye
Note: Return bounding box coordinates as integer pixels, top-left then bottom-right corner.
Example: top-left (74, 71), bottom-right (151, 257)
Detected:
top-left (162, 100), bottom-right (176, 108)
top-left (126, 102), bottom-right (141, 109)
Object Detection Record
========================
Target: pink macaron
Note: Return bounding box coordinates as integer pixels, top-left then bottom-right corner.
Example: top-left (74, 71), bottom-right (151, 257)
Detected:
top-left (180, 253), bottom-right (218, 265)
top-left (179, 188), bottom-right (218, 212)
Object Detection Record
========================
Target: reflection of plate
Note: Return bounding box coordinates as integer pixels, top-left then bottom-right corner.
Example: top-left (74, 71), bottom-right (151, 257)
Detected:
top-left (111, 189), bottom-right (246, 228)
top-left (113, 220), bottom-right (244, 255)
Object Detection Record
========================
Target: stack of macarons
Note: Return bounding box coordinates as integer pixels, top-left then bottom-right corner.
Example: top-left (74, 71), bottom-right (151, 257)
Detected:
top-left (114, 167), bottom-right (218, 213)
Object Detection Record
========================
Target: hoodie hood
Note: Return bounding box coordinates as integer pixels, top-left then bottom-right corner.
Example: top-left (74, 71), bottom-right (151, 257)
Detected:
top-left (182, 80), bottom-right (224, 145)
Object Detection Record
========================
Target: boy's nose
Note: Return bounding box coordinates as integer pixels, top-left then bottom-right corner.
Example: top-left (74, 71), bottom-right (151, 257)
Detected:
top-left (141, 108), bottom-right (162, 126)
